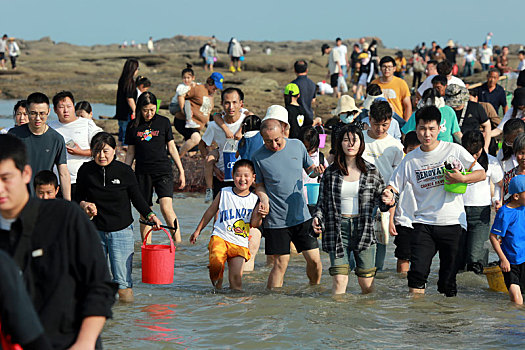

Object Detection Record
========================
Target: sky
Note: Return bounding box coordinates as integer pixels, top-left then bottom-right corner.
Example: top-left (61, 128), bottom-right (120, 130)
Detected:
top-left (2, 0), bottom-right (520, 49)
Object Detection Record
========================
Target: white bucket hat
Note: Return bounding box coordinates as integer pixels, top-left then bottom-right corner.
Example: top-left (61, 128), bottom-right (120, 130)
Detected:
top-left (262, 105), bottom-right (289, 125)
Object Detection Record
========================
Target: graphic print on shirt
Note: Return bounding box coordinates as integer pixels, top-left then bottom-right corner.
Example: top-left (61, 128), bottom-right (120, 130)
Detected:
top-left (382, 89), bottom-right (397, 99)
top-left (137, 129), bottom-right (159, 141)
top-left (414, 161), bottom-right (446, 190)
top-left (297, 114), bottom-right (305, 127)
top-left (218, 207), bottom-right (253, 238)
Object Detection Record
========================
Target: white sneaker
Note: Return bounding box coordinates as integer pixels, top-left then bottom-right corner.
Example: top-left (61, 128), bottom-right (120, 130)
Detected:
top-left (205, 188), bottom-right (213, 203)
top-left (185, 120), bottom-right (200, 128)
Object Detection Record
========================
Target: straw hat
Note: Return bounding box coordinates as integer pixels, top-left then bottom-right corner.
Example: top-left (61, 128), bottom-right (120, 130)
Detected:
top-left (332, 95), bottom-right (360, 116)
top-left (447, 39), bottom-right (455, 47)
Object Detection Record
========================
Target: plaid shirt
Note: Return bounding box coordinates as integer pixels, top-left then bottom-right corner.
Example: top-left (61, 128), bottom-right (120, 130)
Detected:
top-left (313, 160), bottom-right (390, 258)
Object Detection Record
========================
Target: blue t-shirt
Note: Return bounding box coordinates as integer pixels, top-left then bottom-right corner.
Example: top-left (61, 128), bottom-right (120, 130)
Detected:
top-left (238, 131), bottom-right (263, 161)
top-left (252, 138), bottom-right (313, 229)
top-left (491, 204), bottom-right (525, 265)
top-left (401, 106), bottom-right (460, 142)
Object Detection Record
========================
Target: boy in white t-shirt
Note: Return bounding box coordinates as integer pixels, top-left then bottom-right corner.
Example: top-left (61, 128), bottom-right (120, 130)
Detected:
top-left (389, 131), bottom-right (420, 274)
top-left (190, 160), bottom-right (266, 290)
top-left (382, 106), bottom-right (486, 297)
top-left (362, 100), bottom-right (404, 271)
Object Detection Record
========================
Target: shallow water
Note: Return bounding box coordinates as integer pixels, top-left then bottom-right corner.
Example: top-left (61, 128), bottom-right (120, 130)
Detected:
top-left (101, 192), bottom-right (525, 349)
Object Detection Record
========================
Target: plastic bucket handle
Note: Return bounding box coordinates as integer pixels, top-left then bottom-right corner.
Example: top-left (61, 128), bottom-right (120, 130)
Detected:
top-left (142, 227), bottom-right (175, 253)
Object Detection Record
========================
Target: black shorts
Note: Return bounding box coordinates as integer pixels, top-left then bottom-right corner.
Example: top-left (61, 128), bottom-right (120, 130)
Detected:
top-left (394, 225), bottom-right (413, 261)
top-left (174, 118), bottom-right (200, 141)
top-left (264, 219), bottom-right (319, 255)
top-left (231, 56), bottom-right (240, 63)
top-left (330, 73), bottom-right (339, 88)
top-left (212, 176), bottom-right (233, 199)
top-left (136, 172), bottom-right (174, 206)
top-left (503, 262), bottom-right (525, 293)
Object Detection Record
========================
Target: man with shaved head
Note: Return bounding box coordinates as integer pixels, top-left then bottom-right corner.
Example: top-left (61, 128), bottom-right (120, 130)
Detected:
top-left (252, 106), bottom-right (325, 289)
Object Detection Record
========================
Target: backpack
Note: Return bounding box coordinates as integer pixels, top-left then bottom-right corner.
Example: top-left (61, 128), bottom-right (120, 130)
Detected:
top-left (199, 44), bottom-right (207, 58)
top-left (413, 58), bottom-right (425, 73)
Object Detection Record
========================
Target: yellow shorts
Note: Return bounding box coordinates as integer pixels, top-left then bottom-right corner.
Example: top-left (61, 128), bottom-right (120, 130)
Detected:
top-left (208, 235), bottom-right (250, 282)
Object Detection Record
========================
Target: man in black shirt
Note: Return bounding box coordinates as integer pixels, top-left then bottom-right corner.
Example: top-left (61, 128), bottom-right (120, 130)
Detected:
top-left (475, 68), bottom-right (508, 115)
top-left (445, 84), bottom-right (491, 150)
top-left (0, 134), bottom-right (116, 349)
top-left (291, 60), bottom-right (317, 123)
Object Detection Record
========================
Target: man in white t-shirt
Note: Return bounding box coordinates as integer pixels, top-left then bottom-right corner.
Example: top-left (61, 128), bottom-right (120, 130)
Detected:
top-left (382, 105), bottom-right (485, 297)
top-left (48, 91), bottom-right (102, 199)
top-left (362, 100), bottom-right (404, 271)
top-left (479, 43), bottom-right (493, 71)
top-left (417, 60), bottom-right (465, 99)
top-left (200, 88), bottom-right (246, 202)
top-left (322, 43), bottom-right (343, 98)
top-left (334, 38), bottom-right (349, 93)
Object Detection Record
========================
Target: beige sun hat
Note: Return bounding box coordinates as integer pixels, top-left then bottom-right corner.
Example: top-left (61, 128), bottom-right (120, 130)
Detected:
top-left (332, 95), bottom-right (360, 116)
top-left (447, 39), bottom-right (455, 47)
top-left (262, 105), bottom-right (289, 125)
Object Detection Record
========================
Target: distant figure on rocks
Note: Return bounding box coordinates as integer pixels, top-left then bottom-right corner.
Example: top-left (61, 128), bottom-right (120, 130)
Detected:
top-left (147, 37), bottom-right (154, 53)
top-left (228, 37), bottom-right (243, 72)
top-left (0, 34), bottom-right (7, 70)
top-left (7, 37), bottom-right (20, 70)
top-left (321, 43), bottom-right (343, 99)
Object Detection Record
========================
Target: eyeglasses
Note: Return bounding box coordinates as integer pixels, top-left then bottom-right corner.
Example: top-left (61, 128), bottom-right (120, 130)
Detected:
top-left (381, 65), bottom-right (394, 70)
top-left (29, 111), bottom-right (48, 118)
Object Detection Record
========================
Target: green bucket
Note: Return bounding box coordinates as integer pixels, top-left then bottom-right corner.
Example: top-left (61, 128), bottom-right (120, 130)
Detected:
top-left (444, 169), bottom-right (471, 194)
top-left (156, 99), bottom-right (162, 113)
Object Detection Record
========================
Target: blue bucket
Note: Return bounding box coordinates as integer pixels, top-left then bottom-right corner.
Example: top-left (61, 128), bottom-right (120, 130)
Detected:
top-left (305, 183), bottom-right (320, 205)
top-left (223, 151), bottom-right (236, 181)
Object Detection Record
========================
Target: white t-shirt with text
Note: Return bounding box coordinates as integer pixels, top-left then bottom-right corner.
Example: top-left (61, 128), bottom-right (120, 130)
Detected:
top-left (389, 141), bottom-right (482, 229)
top-left (463, 154), bottom-right (503, 206)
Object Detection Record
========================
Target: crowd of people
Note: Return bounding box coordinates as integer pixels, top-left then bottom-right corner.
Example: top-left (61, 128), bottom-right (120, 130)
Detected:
top-left (2, 35), bottom-right (525, 349)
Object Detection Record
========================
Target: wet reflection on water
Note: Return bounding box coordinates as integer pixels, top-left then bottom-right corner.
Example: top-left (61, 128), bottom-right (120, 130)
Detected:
top-left (101, 193), bottom-right (525, 349)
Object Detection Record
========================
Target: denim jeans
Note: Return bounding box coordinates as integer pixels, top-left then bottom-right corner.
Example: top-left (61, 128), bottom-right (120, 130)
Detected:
top-left (329, 217), bottom-right (377, 277)
top-left (118, 120), bottom-right (129, 144)
top-left (462, 206), bottom-right (490, 267)
top-left (99, 225), bottom-right (134, 289)
top-left (481, 63), bottom-right (490, 71)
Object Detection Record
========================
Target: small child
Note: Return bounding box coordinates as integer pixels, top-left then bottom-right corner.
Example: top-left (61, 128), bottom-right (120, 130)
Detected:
top-left (362, 99), bottom-right (404, 271)
top-left (190, 160), bottom-right (266, 290)
top-left (490, 175), bottom-right (525, 305)
top-left (300, 126), bottom-right (328, 207)
top-left (237, 115), bottom-right (263, 161)
top-left (284, 83), bottom-right (308, 139)
top-left (498, 118), bottom-right (525, 196)
top-left (461, 130), bottom-right (503, 273)
top-left (33, 170), bottom-right (59, 199)
top-left (390, 131), bottom-right (420, 274)
top-left (135, 75), bottom-right (151, 100)
top-left (75, 101), bottom-right (93, 120)
top-left (169, 64), bottom-right (199, 128)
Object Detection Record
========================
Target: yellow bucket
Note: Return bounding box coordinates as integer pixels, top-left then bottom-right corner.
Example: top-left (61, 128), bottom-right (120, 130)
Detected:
top-left (483, 265), bottom-right (508, 293)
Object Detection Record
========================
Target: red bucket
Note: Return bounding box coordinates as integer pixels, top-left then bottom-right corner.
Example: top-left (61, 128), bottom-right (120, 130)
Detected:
top-left (141, 228), bottom-right (176, 284)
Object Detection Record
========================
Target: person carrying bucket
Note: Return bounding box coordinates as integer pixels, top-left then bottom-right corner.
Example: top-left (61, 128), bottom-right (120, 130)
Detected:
top-left (190, 160), bottom-right (266, 290)
top-left (312, 124), bottom-right (392, 295)
top-left (76, 132), bottom-right (162, 302)
top-left (490, 175), bottom-right (525, 305)
top-left (299, 126), bottom-right (328, 211)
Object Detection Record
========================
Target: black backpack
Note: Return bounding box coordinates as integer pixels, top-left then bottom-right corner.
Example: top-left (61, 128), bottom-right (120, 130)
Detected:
top-left (199, 44), bottom-right (207, 58)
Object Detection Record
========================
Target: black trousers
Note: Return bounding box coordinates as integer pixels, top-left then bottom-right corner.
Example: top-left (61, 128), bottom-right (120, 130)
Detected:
top-left (408, 223), bottom-right (462, 296)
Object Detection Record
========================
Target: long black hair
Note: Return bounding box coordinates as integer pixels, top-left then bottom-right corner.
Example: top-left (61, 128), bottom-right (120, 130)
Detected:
top-left (461, 130), bottom-right (488, 171)
top-left (334, 124), bottom-right (367, 175)
top-left (118, 58), bottom-right (139, 95)
top-left (133, 91), bottom-right (157, 127)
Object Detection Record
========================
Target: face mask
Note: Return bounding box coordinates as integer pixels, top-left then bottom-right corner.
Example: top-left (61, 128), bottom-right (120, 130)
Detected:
top-left (340, 113), bottom-right (355, 124)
